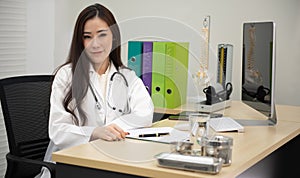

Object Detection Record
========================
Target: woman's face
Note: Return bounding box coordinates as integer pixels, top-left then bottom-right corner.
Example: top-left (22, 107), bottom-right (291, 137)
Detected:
top-left (83, 17), bottom-right (113, 68)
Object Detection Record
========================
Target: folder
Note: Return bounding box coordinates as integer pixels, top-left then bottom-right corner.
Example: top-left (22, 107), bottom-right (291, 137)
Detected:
top-left (164, 42), bottom-right (189, 108)
top-left (128, 41), bottom-right (143, 77)
top-left (151, 42), bottom-right (166, 108)
top-left (142, 41), bottom-right (153, 95)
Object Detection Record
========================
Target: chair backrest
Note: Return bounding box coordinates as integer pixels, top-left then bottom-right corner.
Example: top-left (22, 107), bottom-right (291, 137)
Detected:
top-left (0, 75), bottom-right (54, 161)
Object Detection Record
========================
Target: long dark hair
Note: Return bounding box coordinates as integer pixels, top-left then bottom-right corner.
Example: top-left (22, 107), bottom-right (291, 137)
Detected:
top-left (56, 3), bottom-right (123, 125)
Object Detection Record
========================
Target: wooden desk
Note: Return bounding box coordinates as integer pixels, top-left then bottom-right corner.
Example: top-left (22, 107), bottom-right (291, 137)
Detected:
top-left (52, 101), bottom-right (300, 178)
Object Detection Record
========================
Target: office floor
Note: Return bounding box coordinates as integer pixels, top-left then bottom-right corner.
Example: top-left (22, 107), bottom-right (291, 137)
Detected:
top-left (237, 134), bottom-right (299, 178)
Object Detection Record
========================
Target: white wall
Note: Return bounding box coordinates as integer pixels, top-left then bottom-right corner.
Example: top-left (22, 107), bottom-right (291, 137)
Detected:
top-left (49, 0), bottom-right (300, 106)
top-left (27, 0), bottom-right (54, 74)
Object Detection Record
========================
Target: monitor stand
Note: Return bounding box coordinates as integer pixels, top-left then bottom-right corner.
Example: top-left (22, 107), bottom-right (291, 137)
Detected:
top-left (234, 119), bottom-right (275, 126)
top-left (234, 106), bottom-right (277, 126)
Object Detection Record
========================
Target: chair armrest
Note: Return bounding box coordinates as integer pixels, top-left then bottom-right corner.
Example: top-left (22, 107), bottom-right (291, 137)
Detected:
top-left (6, 153), bottom-right (56, 178)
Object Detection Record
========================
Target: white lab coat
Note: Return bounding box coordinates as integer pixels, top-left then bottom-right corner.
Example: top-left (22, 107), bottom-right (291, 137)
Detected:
top-left (36, 63), bottom-right (154, 178)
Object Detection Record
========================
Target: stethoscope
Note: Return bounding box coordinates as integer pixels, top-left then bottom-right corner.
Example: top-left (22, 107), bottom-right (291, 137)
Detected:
top-left (89, 71), bottom-right (130, 114)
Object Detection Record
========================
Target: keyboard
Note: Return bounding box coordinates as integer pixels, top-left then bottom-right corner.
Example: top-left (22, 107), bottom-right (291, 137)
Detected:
top-left (209, 117), bottom-right (244, 132)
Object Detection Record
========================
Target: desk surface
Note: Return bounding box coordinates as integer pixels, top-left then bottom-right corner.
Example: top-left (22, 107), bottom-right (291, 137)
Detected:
top-left (155, 100), bottom-right (300, 123)
top-left (52, 101), bottom-right (300, 178)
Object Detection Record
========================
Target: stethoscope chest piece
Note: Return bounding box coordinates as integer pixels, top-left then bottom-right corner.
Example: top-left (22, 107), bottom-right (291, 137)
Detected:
top-left (90, 71), bottom-right (130, 114)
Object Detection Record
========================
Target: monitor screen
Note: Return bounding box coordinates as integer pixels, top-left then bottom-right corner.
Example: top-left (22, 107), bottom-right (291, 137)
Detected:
top-left (239, 21), bottom-right (277, 126)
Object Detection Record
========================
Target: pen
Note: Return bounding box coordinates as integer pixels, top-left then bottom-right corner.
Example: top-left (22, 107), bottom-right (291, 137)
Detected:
top-left (138, 132), bottom-right (170, 137)
top-left (168, 113), bottom-right (223, 120)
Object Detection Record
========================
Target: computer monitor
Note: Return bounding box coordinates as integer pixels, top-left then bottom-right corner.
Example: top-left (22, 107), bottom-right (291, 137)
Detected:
top-left (237, 21), bottom-right (277, 126)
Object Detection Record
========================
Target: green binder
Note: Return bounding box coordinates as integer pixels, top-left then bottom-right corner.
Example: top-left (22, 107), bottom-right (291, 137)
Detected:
top-left (164, 42), bottom-right (189, 109)
top-left (151, 42), bottom-right (166, 108)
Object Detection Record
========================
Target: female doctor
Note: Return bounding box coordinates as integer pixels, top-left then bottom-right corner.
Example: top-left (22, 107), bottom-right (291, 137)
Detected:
top-left (36, 3), bottom-right (154, 178)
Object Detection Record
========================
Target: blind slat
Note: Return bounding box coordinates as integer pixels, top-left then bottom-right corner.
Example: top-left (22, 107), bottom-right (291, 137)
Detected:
top-left (0, 0), bottom-right (26, 177)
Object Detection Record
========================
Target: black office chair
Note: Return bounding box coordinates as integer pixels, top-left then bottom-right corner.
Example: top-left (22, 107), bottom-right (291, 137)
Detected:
top-left (0, 75), bottom-right (56, 178)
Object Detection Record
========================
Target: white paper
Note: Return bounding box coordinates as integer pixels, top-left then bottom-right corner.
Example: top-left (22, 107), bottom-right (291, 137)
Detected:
top-left (126, 127), bottom-right (190, 143)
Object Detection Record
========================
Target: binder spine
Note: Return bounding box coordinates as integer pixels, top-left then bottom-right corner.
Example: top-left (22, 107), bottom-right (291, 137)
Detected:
top-left (165, 42), bottom-right (189, 109)
top-left (142, 41), bottom-right (153, 95)
top-left (127, 41), bottom-right (189, 109)
top-left (151, 42), bottom-right (166, 108)
top-left (165, 42), bottom-right (178, 108)
top-left (128, 41), bottom-right (143, 77)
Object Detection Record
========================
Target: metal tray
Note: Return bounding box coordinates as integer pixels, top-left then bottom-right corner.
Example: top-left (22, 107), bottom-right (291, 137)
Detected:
top-left (155, 152), bottom-right (223, 174)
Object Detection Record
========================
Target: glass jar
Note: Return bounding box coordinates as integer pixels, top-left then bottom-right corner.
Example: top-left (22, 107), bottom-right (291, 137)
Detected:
top-left (203, 135), bottom-right (233, 166)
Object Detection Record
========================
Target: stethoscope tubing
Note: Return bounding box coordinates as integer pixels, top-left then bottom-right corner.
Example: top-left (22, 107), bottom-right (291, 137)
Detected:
top-left (89, 71), bottom-right (129, 113)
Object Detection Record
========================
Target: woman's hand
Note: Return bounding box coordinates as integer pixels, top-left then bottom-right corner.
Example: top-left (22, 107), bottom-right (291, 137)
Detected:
top-left (90, 124), bottom-right (128, 141)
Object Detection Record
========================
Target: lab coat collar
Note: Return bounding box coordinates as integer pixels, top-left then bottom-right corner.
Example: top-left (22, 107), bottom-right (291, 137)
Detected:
top-left (88, 62), bottom-right (118, 78)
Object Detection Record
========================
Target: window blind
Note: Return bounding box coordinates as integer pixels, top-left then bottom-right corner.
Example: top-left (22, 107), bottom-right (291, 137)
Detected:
top-left (0, 0), bottom-right (26, 176)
